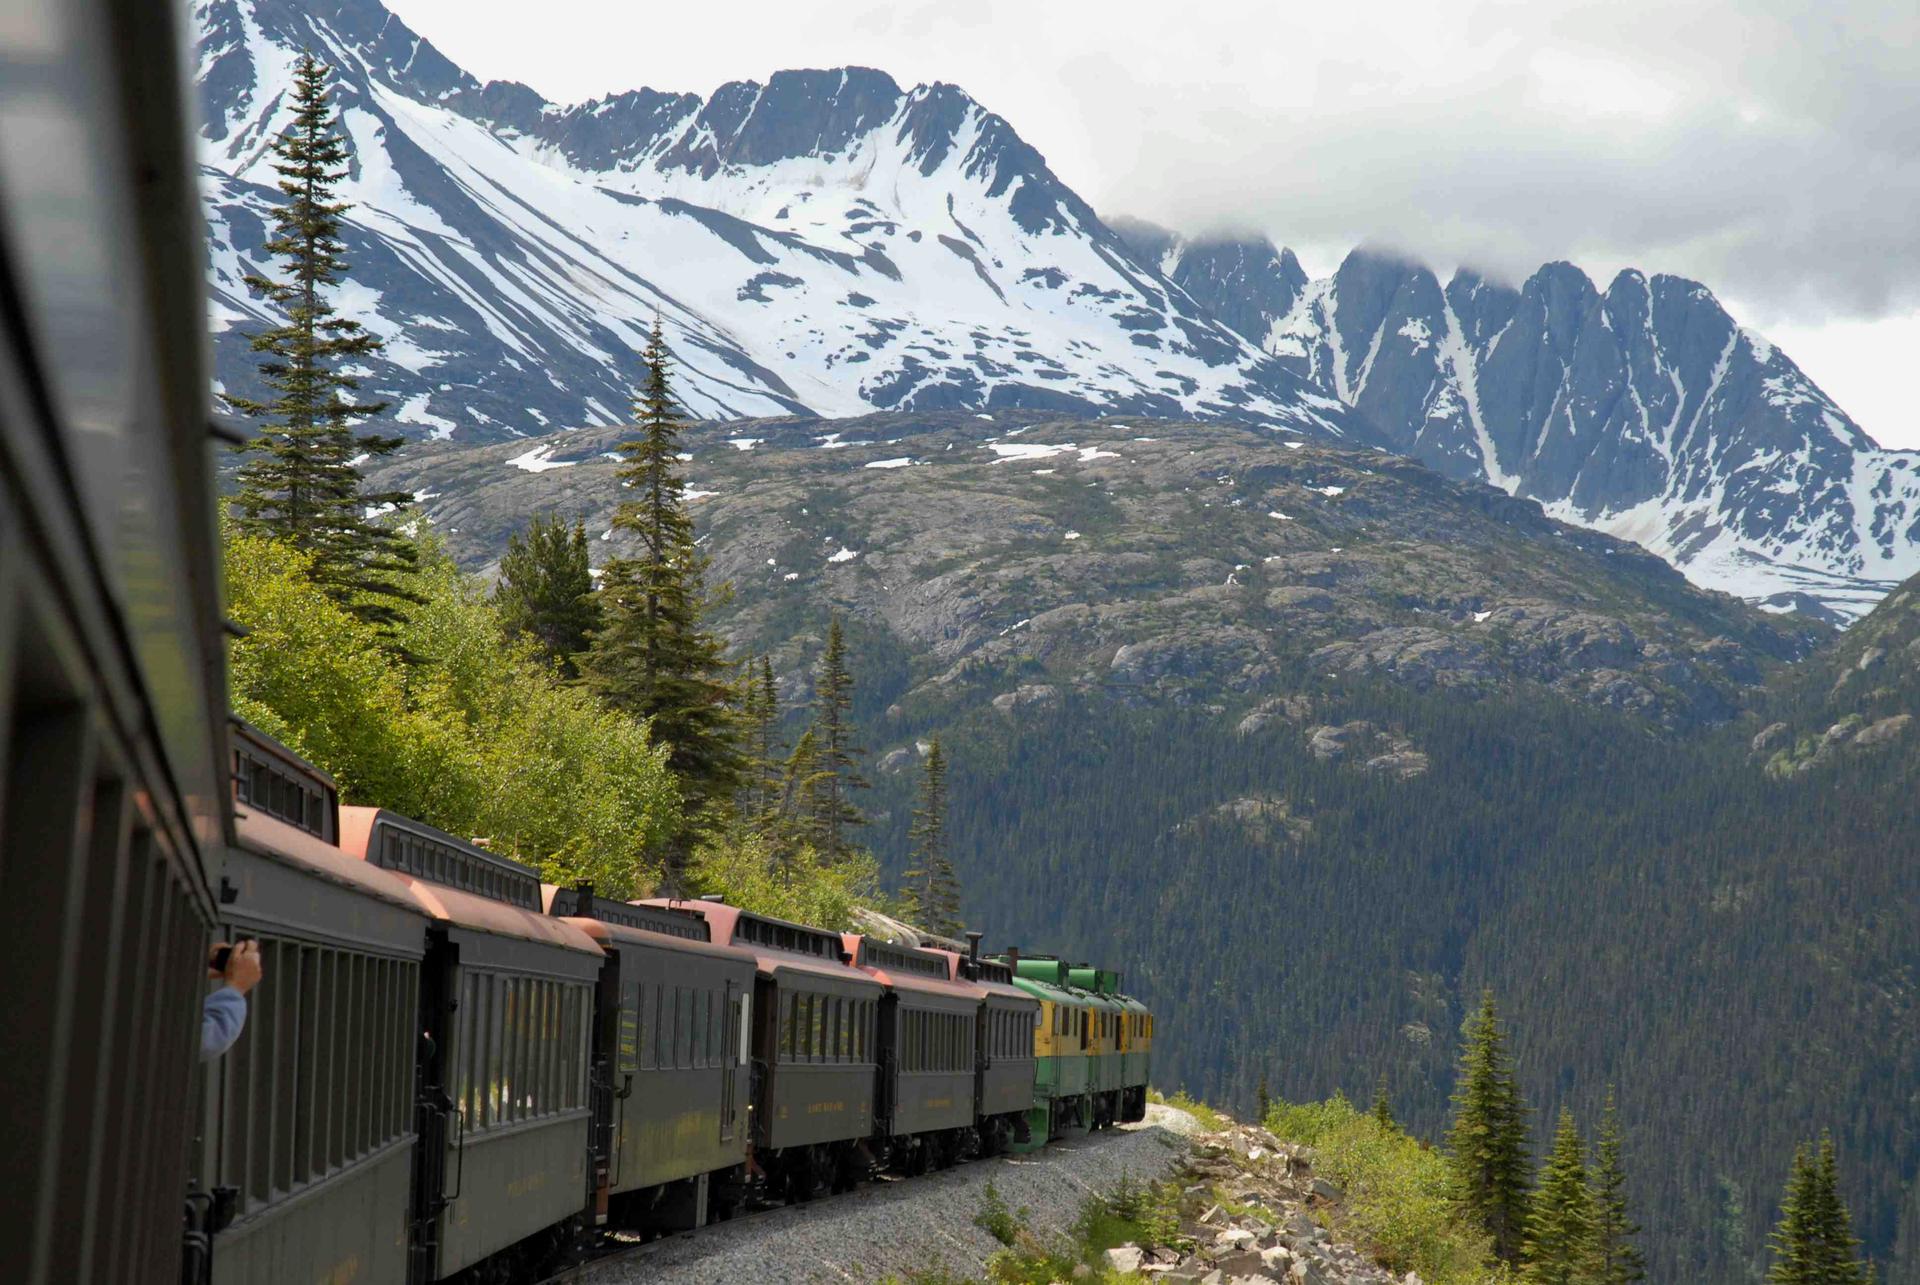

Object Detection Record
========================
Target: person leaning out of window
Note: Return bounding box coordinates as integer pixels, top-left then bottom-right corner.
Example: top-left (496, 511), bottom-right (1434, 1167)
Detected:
top-left (201, 940), bottom-right (263, 1060)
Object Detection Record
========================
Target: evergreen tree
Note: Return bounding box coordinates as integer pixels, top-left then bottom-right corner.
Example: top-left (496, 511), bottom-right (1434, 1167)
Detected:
top-left (583, 320), bottom-right (743, 845)
top-left (1372, 1074), bottom-right (1396, 1130)
top-left (901, 737), bottom-right (961, 935)
top-left (775, 727), bottom-right (830, 857)
top-left (1590, 1089), bottom-right (1646, 1285)
top-left (1525, 1108), bottom-right (1598, 1285)
top-left (1767, 1134), bottom-right (1872, 1285)
top-left (808, 616), bottom-right (868, 858)
top-left (1448, 990), bottom-right (1533, 1262)
top-left (1257, 1072), bottom-right (1272, 1127)
top-left (495, 513), bottom-right (600, 678)
top-left (226, 52), bottom-right (418, 630)
top-left (740, 655), bottom-right (783, 823)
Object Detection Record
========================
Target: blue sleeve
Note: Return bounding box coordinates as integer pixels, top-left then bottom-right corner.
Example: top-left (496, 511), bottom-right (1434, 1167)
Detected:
top-left (201, 987), bottom-right (248, 1061)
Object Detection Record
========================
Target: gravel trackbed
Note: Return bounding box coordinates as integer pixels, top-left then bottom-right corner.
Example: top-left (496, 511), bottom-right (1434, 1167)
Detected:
top-left (568, 1106), bottom-right (1198, 1284)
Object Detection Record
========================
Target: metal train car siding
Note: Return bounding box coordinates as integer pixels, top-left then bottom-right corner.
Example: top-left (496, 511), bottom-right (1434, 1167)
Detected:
top-left (0, 2), bottom-right (1155, 1279)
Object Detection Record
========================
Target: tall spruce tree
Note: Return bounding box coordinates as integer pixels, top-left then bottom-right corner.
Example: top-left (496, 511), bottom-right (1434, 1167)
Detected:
top-left (808, 616), bottom-right (868, 858)
top-left (226, 52), bottom-right (417, 630)
top-left (1525, 1108), bottom-right (1598, 1285)
top-left (1767, 1134), bottom-right (1872, 1285)
top-left (901, 737), bottom-right (961, 935)
top-left (1590, 1089), bottom-right (1646, 1285)
top-left (583, 320), bottom-right (743, 845)
top-left (1448, 990), bottom-right (1533, 1262)
top-left (740, 655), bottom-right (783, 823)
top-left (1372, 1074), bottom-right (1396, 1130)
top-left (495, 513), bottom-right (600, 678)
top-left (1257, 1073), bottom-right (1272, 1126)
top-left (775, 727), bottom-right (831, 857)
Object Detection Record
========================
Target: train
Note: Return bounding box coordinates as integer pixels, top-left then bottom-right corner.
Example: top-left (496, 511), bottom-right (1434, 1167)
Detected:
top-left (200, 720), bottom-right (1152, 1282)
top-left (0, 3), bottom-right (1153, 1282)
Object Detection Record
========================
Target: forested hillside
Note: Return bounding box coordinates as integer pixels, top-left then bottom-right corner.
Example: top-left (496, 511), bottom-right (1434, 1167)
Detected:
top-left (370, 413), bottom-right (1919, 1283)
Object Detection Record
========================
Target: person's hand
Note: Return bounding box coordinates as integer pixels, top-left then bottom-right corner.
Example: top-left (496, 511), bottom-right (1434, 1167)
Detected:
top-left (207, 942), bottom-right (227, 980)
top-left (224, 940), bottom-right (263, 996)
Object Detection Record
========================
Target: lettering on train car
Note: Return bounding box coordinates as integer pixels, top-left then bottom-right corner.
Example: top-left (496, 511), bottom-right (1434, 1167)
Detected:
top-left (618, 1008), bottom-right (639, 1072)
top-left (806, 1100), bottom-right (847, 1115)
top-left (922, 1097), bottom-right (953, 1110)
top-left (320, 1254), bottom-right (362, 1285)
top-left (507, 1170), bottom-right (549, 1199)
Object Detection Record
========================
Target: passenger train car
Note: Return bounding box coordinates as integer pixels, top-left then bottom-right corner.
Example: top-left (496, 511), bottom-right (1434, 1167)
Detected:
top-left (189, 725), bottom-right (1154, 1281)
top-left (0, 1), bottom-right (1154, 1279)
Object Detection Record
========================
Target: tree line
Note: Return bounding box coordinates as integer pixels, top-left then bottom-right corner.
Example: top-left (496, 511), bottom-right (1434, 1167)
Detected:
top-left (221, 52), bottom-right (962, 932)
top-left (1445, 991), bottom-right (1874, 1284)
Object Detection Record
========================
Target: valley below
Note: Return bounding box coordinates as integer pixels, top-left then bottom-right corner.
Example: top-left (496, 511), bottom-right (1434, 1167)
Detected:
top-left (374, 411), bottom-right (1920, 1283)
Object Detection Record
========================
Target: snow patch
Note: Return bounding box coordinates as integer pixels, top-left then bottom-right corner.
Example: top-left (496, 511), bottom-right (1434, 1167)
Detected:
top-left (507, 444), bottom-right (574, 473)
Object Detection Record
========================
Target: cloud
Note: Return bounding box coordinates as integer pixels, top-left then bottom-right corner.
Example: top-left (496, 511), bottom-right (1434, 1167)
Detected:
top-left (387, 0), bottom-right (1919, 327)
top-left (386, 0), bottom-right (1920, 329)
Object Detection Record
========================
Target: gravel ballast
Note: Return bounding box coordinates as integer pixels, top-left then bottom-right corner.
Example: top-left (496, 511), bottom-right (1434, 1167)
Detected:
top-left (570, 1105), bottom-right (1199, 1284)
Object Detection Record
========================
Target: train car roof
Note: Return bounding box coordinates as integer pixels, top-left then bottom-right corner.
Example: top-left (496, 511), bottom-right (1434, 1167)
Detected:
top-left (339, 808), bottom-right (600, 955)
top-left (926, 948), bottom-right (1036, 1005)
top-left (638, 899), bottom-right (880, 992)
top-left (542, 885), bottom-right (757, 966)
top-left (1009, 975), bottom-right (1094, 1006)
top-left (843, 934), bottom-right (984, 1003)
top-left (233, 806), bottom-right (429, 920)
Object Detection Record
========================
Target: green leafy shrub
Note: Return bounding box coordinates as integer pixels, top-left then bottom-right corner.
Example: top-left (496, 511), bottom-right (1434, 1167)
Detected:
top-left (225, 523), bottom-right (681, 893)
top-left (974, 1181), bottom-right (1023, 1247)
top-left (1265, 1095), bottom-right (1504, 1285)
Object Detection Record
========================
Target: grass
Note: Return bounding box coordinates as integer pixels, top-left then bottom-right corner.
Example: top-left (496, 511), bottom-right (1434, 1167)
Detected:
top-left (981, 1173), bottom-right (1189, 1284)
top-left (1264, 1094), bottom-right (1507, 1285)
top-left (1151, 1087), bottom-right (1228, 1133)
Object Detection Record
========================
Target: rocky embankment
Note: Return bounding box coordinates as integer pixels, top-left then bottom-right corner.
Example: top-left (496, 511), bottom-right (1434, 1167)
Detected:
top-left (1117, 1113), bottom-right (1418, 1285)
top-left (567, 1105), bottom-right (1421, 1284)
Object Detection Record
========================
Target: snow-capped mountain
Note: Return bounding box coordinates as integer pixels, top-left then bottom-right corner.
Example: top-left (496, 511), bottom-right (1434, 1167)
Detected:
top-left (193, 0), bottom-right (1920, 619)
top-left (193, 0), bottom-right (1359, 444)
top-left (1117, 226), bottom-right (1920, 620)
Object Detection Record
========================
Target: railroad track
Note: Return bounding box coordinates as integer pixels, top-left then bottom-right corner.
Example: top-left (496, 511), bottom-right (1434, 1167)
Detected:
top-left (541, 1115), bottom-right (1190, 1285)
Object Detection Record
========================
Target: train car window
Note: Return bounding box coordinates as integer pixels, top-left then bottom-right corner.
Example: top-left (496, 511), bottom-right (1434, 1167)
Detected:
top-left (460, 972), bottom-right (477, 1127)
top-left (552, 984), bottom-right (567, 1110)
top-left (645, 980), bottom-right (659, 1071)
top-left (348, 957), bottom-right (367, 1154)
top-left (516, 976), bottom-right (533, 1122)
top-left (537, 980), bottom-right (550, 1114)
top-left (635, 981), bottom-right (650, 1071)
top-left (497, 975), bottom-right (514, 1124)
top-left (483, 973), bottom-right (500, 1127)
top-left (292, 945), bottom-right (318, 1183)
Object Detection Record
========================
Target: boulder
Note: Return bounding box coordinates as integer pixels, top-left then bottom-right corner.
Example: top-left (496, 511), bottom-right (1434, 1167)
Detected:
top-left (991, 683), bottom-right (1060, 714)
top-left (1105, 1245), bottom-right (1146, 1274)
top-left (1310, 1177), bottom-right (1343, 1203)
top-left (1854, 714), bottom-right (1911, 747)
top-left (1751, 721), bottom-right (1789, 753)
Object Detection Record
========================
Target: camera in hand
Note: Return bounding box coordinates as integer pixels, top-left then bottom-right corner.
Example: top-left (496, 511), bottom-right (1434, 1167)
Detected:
top-left (210, 943), bottom-right (233, 973)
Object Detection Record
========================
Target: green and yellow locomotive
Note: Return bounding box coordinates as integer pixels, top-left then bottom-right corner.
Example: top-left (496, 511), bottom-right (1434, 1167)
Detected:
top-left (997, 954), bottom-right (1153, 1150)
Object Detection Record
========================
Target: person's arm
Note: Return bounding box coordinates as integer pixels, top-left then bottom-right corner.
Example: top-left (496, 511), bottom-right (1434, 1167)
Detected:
top-left (201, 988), bottom-right (248, 1060)
top-left (200, 940), bottom-right (264, 1062)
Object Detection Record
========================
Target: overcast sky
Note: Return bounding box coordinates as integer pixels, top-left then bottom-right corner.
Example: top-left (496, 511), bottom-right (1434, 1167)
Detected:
top-left (386, 0), bottom-right (1920, 448)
